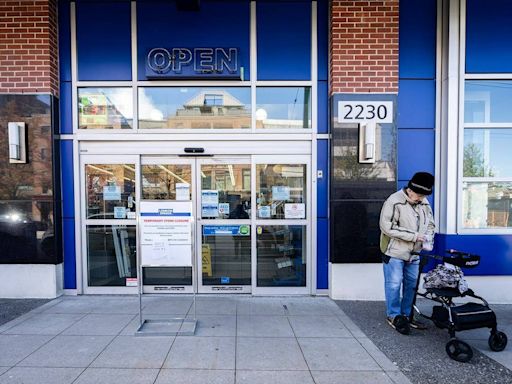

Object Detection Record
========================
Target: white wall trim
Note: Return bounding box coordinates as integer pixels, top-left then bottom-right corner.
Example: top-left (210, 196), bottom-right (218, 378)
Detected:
top-left (0, 264), bottom-right (63, 299)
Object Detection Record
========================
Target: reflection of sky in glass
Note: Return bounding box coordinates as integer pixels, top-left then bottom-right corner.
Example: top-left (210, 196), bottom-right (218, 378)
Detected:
top-left (139, 87), bottom-right (251, 121)
top-left (256, 87), bottom-right (310, 120)
top-left (465, 81), bottom-right (512, 123)
top-left (79, 88), bottom-right (133, 119)
top-left (464, 129), bottom-right (512, 177)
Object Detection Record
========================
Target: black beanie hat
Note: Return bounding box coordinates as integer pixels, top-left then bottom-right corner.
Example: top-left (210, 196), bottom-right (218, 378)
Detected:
top-left (408, 172), bottom-right (435, 195)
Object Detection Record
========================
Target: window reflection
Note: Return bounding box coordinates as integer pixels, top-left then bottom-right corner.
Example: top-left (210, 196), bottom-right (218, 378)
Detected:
top-left (78, 88), bottom-right (133, 129)
top-left (465, 81), bottom-right (512, 123)
top-left (256, 87), bottom-right (311, 129)
top-left (86, 164), bottom-right (136, 219)
top-left (142, 164), bottom-right (192, 200)
top-left (256, 164), bottom-right (306, 219)
top-left (463, 182), bottom-right (512, 228)
top-left (138, 87), bottom-right (251, 129)
top-left (464, 129), bottom-right (512, 178)
top-left (201, 164), bottom-right (251, 219)
top-left (257, 225), bottom-right (306, 287)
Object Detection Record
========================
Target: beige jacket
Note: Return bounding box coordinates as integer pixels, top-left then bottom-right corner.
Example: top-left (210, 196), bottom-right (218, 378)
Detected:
top-left (379, 189), bottom-right (435, 261)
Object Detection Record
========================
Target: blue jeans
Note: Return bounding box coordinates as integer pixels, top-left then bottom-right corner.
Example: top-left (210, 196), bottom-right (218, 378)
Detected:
top-left (383, 256), bottom-right (419, 319)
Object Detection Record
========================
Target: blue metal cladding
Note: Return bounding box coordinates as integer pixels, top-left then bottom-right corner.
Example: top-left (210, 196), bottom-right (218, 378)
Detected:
top-left (58, 0), bottom-right (71, 82)
top-left (59, 82), bottom-right (72, 134)
top-left (257, 1), bottom-right (311, 80)
top-left (318, 81), bottom-right (328, 134)
top-left (63, 218), bottom-right (76, 289)
top-left (398, 79), bottom-right (435, 129)
top-left (399, 0), bottom-right (436, 79)
top-left (76, 1), bottom-right (132, 81)
top-left (61, 140), bottom-right (75, 219)
top-left (434, 234), bottom-right (512, 276)
top-left (317, 140), bottom-right (328, 218)
top-left (317, 218), bottom-right (328, 289)
top-left (466, 0), bottom-right (512, 73)
top-left (317, 0), bottom-right (328, 81)
top-left (137, 1), bottom-right (250, 81)
top-left (397, 129), bottom-right (435, 181)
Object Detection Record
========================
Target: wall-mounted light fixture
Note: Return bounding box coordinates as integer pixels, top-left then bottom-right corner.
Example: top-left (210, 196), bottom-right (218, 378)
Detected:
top-left (8, 122), bottom-right (27, 164)
top-left (358, 121), bottom-right (376, 164)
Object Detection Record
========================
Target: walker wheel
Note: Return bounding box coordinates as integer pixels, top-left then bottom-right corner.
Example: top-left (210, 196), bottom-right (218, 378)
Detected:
top-left (488, 331), bottom-right (508, 352)
top-left (445, 339), bottom-right (473, 362)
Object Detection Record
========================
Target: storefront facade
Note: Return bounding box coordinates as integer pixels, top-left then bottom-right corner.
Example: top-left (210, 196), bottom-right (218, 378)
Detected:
top-left (0, 0), bottom-right (511, 301)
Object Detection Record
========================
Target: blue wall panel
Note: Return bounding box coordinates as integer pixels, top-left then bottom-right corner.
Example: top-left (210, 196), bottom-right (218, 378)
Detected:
top-left (466, 0), bottom-right (512, 73)
top-left (58, 0), bottom-right (71, 82)
top-left (317, 139), bottom-right (328, 218)
top-left (61, 140), bottom-right (75, 219)
top-left (257, 2), bottom-right (311, 80)
top-left (137, 1), bottom-right (250, 81)
top-left (63, 218), bottom-right (76, 289)
top-left (317, 218), bottom-right (328, 289)
top-left (399, 0), bottom-right (436, 79)
top-left (318, 81), bottom-right (328, 134)
top-left (317, 0), bottom-right (328, 81)
top-left (59, 82), bottom-right (72, 134)
top-left (76, 1), bottom-right (132, 81)
top-left (435, 234), bottom-right (512, 275)
top-left (397, 129), bottom-right (435, 181)
top-left (398, 79), bottom-right (435, 129)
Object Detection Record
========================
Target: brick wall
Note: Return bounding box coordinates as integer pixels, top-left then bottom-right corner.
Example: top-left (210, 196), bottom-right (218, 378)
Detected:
top-left (330, 0), bottom-right (399, 94)
top-left (0, 0), bottom-right (59, 95)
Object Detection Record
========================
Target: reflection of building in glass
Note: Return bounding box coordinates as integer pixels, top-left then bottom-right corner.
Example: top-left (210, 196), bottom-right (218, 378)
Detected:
top-left (141, 90), bottom-right (251, 129)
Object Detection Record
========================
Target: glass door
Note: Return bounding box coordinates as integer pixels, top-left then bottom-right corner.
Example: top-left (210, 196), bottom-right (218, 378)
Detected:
top-left (252, 155), bottom-right (311, 294)
top-left (197, 157), bottom-right (252, 293)
top-left (140, 157), bottom-right (195, 293)
top-left (81, 155), bottom-right (139, 294)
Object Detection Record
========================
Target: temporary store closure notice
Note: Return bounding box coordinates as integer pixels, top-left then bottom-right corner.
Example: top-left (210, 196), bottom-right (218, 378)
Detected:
top-left (140, 201), bottom-right (193, 267)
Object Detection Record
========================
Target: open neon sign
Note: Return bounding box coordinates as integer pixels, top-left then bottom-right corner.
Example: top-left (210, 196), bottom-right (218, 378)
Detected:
top-left (146, 47), bottom-right (240, 79)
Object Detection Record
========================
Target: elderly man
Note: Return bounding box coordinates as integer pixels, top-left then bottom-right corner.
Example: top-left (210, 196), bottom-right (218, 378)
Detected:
top-left (379, 172), bottom-right (435, 335)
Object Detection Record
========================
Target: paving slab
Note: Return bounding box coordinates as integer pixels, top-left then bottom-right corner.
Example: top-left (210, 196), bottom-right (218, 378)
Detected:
top-left (164, 336), bottom-right (235, 369)
top-left (311, 370), bottom-right (395, 384)
top-left (3, 313), bottom-right (84, 335)
top-left (92, 335), bottom-right (174, 369)
top-left (73, 368), bottom-right (159, 384)
top-left (187, 315), bottom-right (237, 337)
top-left (237, 315), bottom-right (294, 337)
top-left (298, 338), bottom-right (382, 371)
top-left (0, 334), bottom-right (52, 366)
top-left (18, 335), bottom-right (114, 368)
top-left (236, 298), bottom-right (286, 316)
top-left (236, 337), bottom-right (308, 371)
top-left (62, 314), bottom-right (135, 336)
top-left (0, 367), bottom-right (83, 384)
top-left (236, 370), bottom-right (315, 384)
top-left (155, 369), bottom-right (235, 384)
top-left (288, 316), bottom-right (352, 338)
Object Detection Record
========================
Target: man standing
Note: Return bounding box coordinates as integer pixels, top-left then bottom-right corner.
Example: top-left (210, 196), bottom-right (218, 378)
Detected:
top-left (379, 172), bottom-right (435, 335)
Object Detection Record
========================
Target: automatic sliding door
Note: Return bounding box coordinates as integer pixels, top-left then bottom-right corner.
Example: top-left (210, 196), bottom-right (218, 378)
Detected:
top-left (198, 159), bottom-right (252, 293)
top-left (141, 157), bottom-right (195, 293)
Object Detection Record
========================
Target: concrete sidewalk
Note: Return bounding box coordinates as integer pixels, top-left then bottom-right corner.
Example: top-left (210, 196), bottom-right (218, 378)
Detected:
top-left (0, 295), bottom-right (410, 384)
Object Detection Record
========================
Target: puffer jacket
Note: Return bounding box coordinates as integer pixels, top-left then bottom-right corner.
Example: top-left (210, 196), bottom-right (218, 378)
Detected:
top-left (379, 189), bottom-right (435, 261)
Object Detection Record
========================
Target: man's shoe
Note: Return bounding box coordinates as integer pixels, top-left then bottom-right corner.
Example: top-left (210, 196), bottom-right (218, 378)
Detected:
top-left (387, 315), bottom-right (410, 335)
top-left (409, 317), bottom-right (428, 330)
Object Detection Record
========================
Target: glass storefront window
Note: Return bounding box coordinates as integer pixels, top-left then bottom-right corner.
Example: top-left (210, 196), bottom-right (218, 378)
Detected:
top-left (138, 87), bottom-right (251, 129)
top-left (464, 129), bottom-right (512, 178)
top-left (464, 81), bottom-right (512, 124)
top-left (463, 182), bottom-right (512, 228)
top-left (256, 164), bottom-right (306, 219)
top-left (201, 164), bottom-right (251, 219)
top-left (142, 164), bottom-right (192, 200)
top-left (86, 164), bottom-right (136, 219)
top-left (202, 225), bottom-right (251, 286)
top-left (87, 225), bottom-right (136, 286)
top-left (256, 87), bottom-right (311, 129)
top-left (78, 88), bottom-right (133, 129)
top-left (256, 225), bottom-right (306, 287)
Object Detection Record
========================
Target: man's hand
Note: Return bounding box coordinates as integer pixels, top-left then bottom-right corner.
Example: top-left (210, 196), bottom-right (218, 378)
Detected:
top-left (417, 235), bottom-right (426, 242)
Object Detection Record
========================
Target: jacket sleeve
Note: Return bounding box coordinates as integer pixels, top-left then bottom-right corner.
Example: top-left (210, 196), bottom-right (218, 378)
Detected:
top-left (424, 203), bottom-right (435, 238)
top-left (379, 198), bottom-right (418, 243)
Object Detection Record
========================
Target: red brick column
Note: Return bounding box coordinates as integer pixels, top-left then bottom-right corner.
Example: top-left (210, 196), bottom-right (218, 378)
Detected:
top-left (0, 0), bottom-right (59, 95)
top-left (330, 0), bottom-right (399, 94)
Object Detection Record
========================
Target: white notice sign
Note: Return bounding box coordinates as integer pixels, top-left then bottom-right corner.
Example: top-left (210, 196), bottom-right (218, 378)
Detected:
top-left (284, 203), bottom-right (305, 219)
top-left (140, 201), bottom-right (193, 267)
top-left (176, 183), bottom-right (190, 201)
